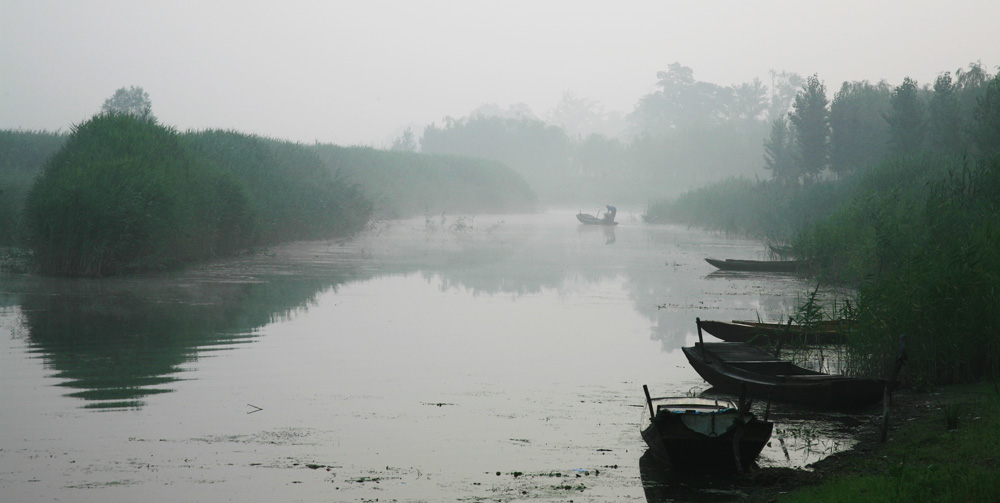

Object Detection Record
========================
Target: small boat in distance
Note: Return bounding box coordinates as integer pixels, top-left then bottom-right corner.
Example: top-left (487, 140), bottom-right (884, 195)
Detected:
top-left (640, 386), bottom-right (772, 472)
top-left (697, 319), bottom-right (848, 345)
top-left (705, 258), bottom-right (805, 273)
top-left (576, 212), bottom-right (618, 226)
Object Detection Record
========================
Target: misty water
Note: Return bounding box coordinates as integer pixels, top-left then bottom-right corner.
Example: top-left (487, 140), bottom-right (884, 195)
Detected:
top-left (1, 210), bottom-right (868, 502)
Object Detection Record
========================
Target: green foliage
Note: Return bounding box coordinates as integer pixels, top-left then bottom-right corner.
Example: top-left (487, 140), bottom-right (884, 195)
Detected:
top-left (310, 144), bottom-right (537, 218)
top-left (789, 74), bottom-right (831, 179)
top-left (763, 117), bottom-right (797, 184)
top-left (929, 73), bottom-right (964, 155)
top-left (22, 116), bottom-right (374, 276)
top-left (884, 77), bottom-right (926, 156)
top-left (0, 129), bottom-right (67, 245)
top-left (972, 73), bottom-right (1000, 155)
top-left (644, 175), bottom-right (850, 244)
top-left (778, 383), bottom-right (1000, 503)
top-left (184, 130), bottom-right (372, 244)
top-left (830, 80), bottom-right (892, 175)
top-left (24, 112), bottom-right (253, 275)
top-left (798, 156), bottom-right (1000, 384)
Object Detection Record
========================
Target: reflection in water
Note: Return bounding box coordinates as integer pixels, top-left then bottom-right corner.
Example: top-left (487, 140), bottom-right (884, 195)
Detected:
top-left (1, 211), bottom-right (870, 501)
top-left (9, 262), bottom-right (358, 409)
top-left (639, 450), bottom-right (744, 503)
top-left (4, 213), bottom-right (851, 410)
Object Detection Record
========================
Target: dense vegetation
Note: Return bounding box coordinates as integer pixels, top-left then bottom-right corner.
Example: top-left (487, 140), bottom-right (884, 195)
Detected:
top-left (311, 144), bottom-right (537, 218)
top-left (185, 130), bottom-right (372, 243)
top-left (646, 66), bottom-right (1000, 388)
top-left (21, 113), bottom-right (373, 276)
top-left (25, 113), bottom-right (255, 275)
top-left (3, 112), bottom-right (541, 276)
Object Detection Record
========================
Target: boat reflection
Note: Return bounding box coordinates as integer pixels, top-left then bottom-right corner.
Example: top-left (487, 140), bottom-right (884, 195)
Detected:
top-left (639, 450), bottom-right (746, 503)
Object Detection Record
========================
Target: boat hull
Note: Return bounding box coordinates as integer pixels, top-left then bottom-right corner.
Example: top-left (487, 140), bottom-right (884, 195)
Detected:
top-left (682, 342), bottom-right (887, 409)
top-left (697, 319), bottom-right (847, 345)
top-left (576, 213), bottom-right (618, 225)
top-left (705, 258), bottom-right (803, 272)
top-left (640, 396), bottom-right (772, 471)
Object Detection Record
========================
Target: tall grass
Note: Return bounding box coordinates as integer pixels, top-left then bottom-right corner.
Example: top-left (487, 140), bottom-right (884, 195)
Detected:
top-left (184, 131), bottom-right (372, 244)
top-left (795, 156), bottom-right (1000, 385)
top-left (644, 176), bottom-right (850, 244)
top-left (654, 154), bottom-right (1000, 386)
top-left (24, 113), bottom-right (254, 275)
top-left (23, 116), bottom-right (374, 276)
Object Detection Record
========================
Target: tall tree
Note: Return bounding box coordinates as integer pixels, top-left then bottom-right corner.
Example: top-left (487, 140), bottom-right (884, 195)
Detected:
top-left (788, 74), bottom-right (830, 180)
top-left (547, 92), bottom-right (609, 139)
top-left (972, 73), bottom-right (1000, 155)
top-left (767, 70), bottom-right (805, 123)
top-left (730, 78), bottom-right (769, 123)
top-left (884, 77), bottom-right (926, 156)
top-left (391, 127), bottom-right (417, 152)
top-left (763, 117), bottom-right (797, 184)
top-left (928, 73), bottom-right (963, 155)
top-left (101, 86), bottom-right (153, 117)
top-left (830, 80), bottom-right (892, 175)
top-left (629, 63), bottom-right (731, 135)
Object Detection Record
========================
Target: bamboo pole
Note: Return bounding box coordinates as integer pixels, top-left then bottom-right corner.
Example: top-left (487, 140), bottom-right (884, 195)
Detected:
top-left (880, 334), bottom-right (908, 442)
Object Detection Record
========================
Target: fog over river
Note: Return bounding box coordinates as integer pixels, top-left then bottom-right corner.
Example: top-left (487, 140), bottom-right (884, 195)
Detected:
top-left (1, 209), bottom-right (863, 502)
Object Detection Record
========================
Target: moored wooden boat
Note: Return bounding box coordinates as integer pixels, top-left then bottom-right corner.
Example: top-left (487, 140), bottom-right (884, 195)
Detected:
top-left (681, 340), bottom-right (887, 409)
top-left (705, 258), bottom-right (805, 272)
top-left (576, 212), bottom-right (618, 225)
top-left (697, 319), bottom-right (848, 345)
top-left (640, 386), bottom-right (772, 471)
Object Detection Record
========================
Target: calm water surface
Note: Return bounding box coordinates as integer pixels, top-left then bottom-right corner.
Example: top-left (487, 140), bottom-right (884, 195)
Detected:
top-left (0, 210), bottom-right (864, 502)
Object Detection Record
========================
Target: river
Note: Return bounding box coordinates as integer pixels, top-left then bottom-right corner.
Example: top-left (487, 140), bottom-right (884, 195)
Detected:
top-left (0, 209), bottom-right (864, 502)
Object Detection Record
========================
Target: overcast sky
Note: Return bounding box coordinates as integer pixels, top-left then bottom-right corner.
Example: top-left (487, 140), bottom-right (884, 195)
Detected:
top-left (2, 0), bottom-right (997, 146)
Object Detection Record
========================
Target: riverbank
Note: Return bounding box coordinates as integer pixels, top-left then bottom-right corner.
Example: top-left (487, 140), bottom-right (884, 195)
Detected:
top-left (740, 381), bottom-right (1000, 502)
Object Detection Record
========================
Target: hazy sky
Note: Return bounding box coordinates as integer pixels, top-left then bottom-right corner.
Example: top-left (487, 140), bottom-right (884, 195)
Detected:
top-left (2, 0), bottom-right (997, 146)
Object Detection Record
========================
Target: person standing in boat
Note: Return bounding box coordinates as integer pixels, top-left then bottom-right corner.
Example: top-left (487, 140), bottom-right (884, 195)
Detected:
top-left (603, 205), bottom-right (617, 223)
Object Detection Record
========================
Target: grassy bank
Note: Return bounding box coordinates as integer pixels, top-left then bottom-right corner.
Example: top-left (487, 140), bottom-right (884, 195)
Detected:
top-left (751, 382), bottom-right (1000, 502)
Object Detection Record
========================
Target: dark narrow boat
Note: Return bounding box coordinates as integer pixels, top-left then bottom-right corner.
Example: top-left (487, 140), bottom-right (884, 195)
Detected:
top-left (682, 339), bottom-right (887, 409)
top-left (697, 319), bottom-right (848, 345)
top-left (640, 386), bottom-right (772, 471)
top-left (576, 212), bottom-right (618, 226)
top-left (705, 258), bottom-right (804, 272)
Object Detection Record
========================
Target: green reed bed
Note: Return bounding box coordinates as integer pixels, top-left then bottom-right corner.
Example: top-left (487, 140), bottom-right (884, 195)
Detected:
top-left (798, 156), bottom-right (1000, 386)
top-left (22, 115), bottom-right (373, 276)
top-left (183, 130), bottom-right (372, 244)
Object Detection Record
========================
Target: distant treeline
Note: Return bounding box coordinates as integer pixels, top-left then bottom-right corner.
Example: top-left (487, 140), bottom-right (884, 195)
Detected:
top-left (419, 106), bottom-right (769, 205)
top-left (1, 113), bottom-right (537, 276)
top-left (311, 144), bottom-right (537, 218)
top-left (644, 67), bottom-right (1000, 387)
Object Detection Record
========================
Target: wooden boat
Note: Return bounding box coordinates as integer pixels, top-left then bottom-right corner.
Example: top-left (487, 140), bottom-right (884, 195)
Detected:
top-left (705, 258), bottom-right (804, 273)
top-left (697, 319), bottom-right (848, 345)
top-left (576, 212), bottom-right (617, 226)
top-left (681, 341), bottom-right (887, 409)
top-left (641, 386), bottom-right (772, 471)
